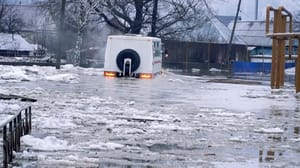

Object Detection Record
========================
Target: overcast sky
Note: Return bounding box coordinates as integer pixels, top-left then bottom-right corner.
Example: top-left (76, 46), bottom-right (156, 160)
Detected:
top-left (211, 0), bottom-right (300, 20)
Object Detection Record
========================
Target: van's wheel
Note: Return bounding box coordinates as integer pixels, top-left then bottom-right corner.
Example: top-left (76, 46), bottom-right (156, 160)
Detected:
top-left (116, 49), bottom-right (141, 73)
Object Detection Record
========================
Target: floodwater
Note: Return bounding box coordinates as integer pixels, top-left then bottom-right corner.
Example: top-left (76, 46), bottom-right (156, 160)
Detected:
top-left (2, 69), bottom-right (300, 167)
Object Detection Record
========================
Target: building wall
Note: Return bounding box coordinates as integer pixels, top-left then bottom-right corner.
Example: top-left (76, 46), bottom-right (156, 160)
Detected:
top-left (162, 40), bottom-right (248, 71)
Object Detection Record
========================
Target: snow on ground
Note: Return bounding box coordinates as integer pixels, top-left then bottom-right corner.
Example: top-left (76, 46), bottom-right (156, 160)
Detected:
top-left (0, 65), bottom-right (300, 167)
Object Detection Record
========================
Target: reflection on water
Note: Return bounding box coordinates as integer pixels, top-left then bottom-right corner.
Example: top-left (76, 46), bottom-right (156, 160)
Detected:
top-left (259, 147), bottom-right (284, 163)
top-left (294, 127), bottom-right (299, 135)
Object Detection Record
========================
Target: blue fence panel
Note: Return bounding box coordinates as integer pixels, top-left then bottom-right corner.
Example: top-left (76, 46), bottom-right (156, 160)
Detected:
top-left (232, 61), bottom-right (295, 73)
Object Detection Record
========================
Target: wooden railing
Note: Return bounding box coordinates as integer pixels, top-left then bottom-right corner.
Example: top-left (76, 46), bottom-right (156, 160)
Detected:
top-left (0, 106), bottom-right (32, 168)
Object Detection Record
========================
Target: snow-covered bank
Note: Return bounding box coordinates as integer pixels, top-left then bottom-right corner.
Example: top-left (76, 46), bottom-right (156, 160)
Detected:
top-left (0, 64), bottom-right (102, 84)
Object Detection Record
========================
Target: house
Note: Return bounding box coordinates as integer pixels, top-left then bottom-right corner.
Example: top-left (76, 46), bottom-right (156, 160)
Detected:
top-left (227, 20), bottom-right (297, 72)
top-left (12, 4), bottom-right (56, 55)
top-left (228, 20), bottom-right (299, 58)
top-left (0, 33), bottom-right (36, 57)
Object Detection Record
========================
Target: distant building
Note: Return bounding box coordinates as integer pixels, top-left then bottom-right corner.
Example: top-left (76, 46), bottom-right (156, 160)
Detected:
top-left (183, 16), bottom-right (246, 45)
top-left (11, 4), bottom-right (56, 53)
top-left (0, 33), bottom-right (36, 57)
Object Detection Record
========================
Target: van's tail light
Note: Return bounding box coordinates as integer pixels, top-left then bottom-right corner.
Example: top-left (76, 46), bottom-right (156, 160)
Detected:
top-left (139, 73), bottom-right (153, 79)
top-left (104, 71), bottom-right (117, 77)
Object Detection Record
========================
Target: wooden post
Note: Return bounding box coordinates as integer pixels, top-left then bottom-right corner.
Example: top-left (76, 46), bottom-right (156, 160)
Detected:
top-left (271, 9), bottom-right (280, 89)
top-left (296, 40), bottom-right (300, 93)
top-left (270, 8), bottom-right (287, 89)
top-left (278, 15), bottom-right (287, 87)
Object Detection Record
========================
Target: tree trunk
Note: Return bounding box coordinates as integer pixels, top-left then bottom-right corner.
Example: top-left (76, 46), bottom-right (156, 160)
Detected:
top-left (131, 0), bottom-right (143, 34)
top-left (56, 0), bottom-right (66, 69)
top-left (74, 2), bottom-right (85, 66)
top-left (150, 0), bottom-right (158, 37)
top-left (74, 30), bottom-right (83, 66)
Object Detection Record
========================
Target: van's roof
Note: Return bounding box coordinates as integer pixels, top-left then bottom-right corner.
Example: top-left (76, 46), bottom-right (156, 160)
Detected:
top-left (108, 34), bottom-right (161, 41)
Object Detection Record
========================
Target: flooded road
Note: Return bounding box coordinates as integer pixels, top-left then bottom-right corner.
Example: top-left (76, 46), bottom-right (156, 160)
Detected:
top-left (1, 66), bottom-right (300, 167)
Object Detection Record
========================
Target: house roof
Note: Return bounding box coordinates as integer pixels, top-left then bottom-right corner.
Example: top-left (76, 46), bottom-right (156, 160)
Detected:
top-left (216, 15), bottom-right (241, 26)
top-left (0, 33), bottom-right (35, 51)
top-left (228, 20), bottom-right (300, 47)
top-left (209, 17), bottom-right (246, 45)
top-left (228, 20), bottom-right (272, 47)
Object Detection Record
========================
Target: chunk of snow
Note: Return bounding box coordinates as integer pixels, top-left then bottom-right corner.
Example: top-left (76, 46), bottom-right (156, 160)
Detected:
top-left (229, 137), bottom-right (247, 142)
top-left (285, 67), bottom-right (295, 75)
top-left (209, 68), bottom-right (222, 72)
top-left (127, 101), bottom-right (135, 105)
top-left (21, 135), bottom-right (69, 151)
top-left (87, 142), bottom-right (124, 150)
top-left (45, 74), bottom-right (79, 83)
top-left (37, 118), bottom-right (77, 129)
top-left (1, 69), bottom-right (31, 81)
top-left (61, 64), bottom-right (75, 70)
top-left (168, 78), bottom-right (184, 83)
top-left (254, 127), bottom-right (284, 134)
top-left (191, 68), bottom-right (200, 72)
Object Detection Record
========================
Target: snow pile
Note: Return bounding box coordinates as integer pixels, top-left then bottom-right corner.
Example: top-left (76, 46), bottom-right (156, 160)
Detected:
top-left (285, 67), bottom-right (295, 75)
top-left (21, 135), bottom-right (69, 151)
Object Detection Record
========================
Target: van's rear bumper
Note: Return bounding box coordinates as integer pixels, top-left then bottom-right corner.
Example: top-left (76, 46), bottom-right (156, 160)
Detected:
top-left (104, 71), bottom-right (161, 79)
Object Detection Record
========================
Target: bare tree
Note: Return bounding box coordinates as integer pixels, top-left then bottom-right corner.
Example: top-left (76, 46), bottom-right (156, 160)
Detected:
top-left (64, 1), bottom-right (100, 65)
top-left (43, 0), bottom-right (102, 66)
top-left (149, 0), bottom-right (158, 37)
top-left (0, 0), bottom-right (8, 31)
top-left (154, 0), bottom-right (209, 38)
top-left (0, 0), bottom-right (24, 34)
top-left (97, 0), bottom-right (210, 39)
top-left (294, 12), bottom-right (300, 32)
top-left (98, 0), bottom-right (152, 34)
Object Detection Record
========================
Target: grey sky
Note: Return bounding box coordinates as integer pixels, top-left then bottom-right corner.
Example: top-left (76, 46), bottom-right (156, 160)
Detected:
top-left (211, 0), bottom-right (300, 20)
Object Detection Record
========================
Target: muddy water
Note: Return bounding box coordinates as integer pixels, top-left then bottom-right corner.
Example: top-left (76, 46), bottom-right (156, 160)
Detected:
top-left (2, 72), bottom-right (300, 167)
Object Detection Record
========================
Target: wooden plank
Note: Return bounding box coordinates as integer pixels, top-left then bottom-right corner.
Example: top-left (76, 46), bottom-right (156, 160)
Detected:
top-left (0, 94), bottom-right (36, 102)
top-left (266, 32), bottom-right (300, 39)
top-left (296, 46), bottom-right (300, 93)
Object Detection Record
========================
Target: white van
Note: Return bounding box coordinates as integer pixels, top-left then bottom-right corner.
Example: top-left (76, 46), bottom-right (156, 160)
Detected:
top-left (103, 35), bottom-right (162, 79)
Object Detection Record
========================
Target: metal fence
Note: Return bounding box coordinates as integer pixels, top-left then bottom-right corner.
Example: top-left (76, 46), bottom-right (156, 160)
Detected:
top-left (0, 106), bottom-right (32, 168)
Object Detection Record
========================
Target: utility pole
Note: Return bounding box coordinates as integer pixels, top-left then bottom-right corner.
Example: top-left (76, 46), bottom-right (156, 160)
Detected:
top-left (56, 0), bottom-right (66, 69)
top-left (226, 0), bottom-right (242, 68)
top-left (255, 0), bottom-right (258, 20)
